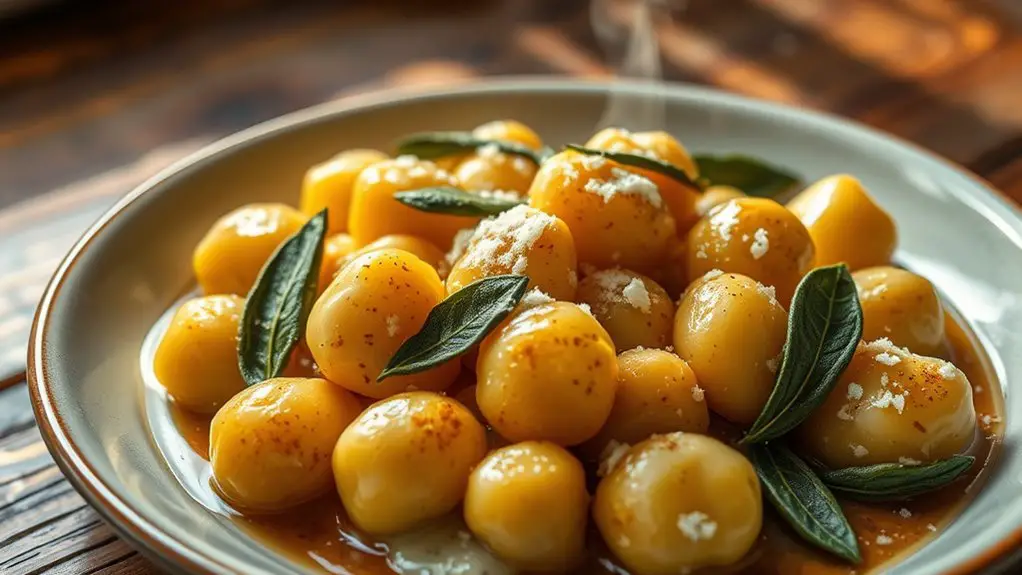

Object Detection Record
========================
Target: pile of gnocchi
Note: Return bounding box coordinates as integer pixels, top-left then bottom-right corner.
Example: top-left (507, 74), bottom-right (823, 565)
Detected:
top-left (151, 120), bottom-right (991, 574)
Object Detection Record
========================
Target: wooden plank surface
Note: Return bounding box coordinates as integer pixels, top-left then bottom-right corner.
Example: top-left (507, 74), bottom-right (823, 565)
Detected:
top-left (3, 0), bottom-right (1022, 572)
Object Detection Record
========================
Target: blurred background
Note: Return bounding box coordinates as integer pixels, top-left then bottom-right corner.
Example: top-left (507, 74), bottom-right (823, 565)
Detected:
top-left (2, 0), bottom-right (1022, 571)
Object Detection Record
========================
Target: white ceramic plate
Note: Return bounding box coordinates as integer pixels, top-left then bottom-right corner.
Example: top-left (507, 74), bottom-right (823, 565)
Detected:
top-left (29, 79), bottom-right (1022, 574)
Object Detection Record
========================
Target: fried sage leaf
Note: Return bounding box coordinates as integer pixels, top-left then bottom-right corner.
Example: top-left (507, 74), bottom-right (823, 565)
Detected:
top-left (694, 154), bottom-right (802, 198)
top-left (564, 144), bottom-right (699, 188)
top-left (396, 131), bottom-right (549, 165)
top-left (743, 264), bottom-right (862, 444)
top-left (378, 275), bottom-right (529, 380)
top-left (820, 456), bottom-right (975, 502)
top-left (750, 443), bottom-right (862, 564)
top-left (394, 186), bottom-right (524, 217)
top-left (238, 210), bottom-right (327, 386)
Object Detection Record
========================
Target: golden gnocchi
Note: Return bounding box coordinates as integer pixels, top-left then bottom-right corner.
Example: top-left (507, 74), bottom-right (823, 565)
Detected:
top-left (152, 121), bottom-right (998, 575)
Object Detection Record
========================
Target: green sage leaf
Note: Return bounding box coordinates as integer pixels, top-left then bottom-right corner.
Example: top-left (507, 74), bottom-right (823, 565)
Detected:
top-left (694, 154), bottom-right (802, 198)
top-left (820, 456), bottom-right (975, 502)
top-left (396, 132), bottom-right (548, 165)
top-left (743, 264), bottom-right (862, 444)
top-left (238, 210), bottom-right (327, 386)
top-left (565, 144), bottom-right (699, 188)
top-left (750, 443), bottom-right (861, 564)
top-left (394, 186), bottom-right (524, 217)
top-left (378, 275), bottom-right (529, 380)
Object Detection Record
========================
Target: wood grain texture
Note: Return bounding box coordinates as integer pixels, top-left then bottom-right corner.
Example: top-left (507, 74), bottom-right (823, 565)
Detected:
top-left (3, 0), bottom-right (1022, 573)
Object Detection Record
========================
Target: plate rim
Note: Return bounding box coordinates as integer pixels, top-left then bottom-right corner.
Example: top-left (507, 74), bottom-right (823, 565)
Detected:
top-left (26, 76), bottom-right (1022, 575)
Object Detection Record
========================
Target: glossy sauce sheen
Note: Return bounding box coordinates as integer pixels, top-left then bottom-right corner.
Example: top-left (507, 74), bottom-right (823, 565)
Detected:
top-left (168, 314), bottom-right (1004, 574)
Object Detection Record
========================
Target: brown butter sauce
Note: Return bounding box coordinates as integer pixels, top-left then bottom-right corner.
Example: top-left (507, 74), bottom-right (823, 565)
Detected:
top-left (169, 313), bottom-right (1004, 574)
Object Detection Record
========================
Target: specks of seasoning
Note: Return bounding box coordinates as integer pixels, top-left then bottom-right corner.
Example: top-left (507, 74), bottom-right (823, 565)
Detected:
top-left (677, 511), bottom-right (718, 541)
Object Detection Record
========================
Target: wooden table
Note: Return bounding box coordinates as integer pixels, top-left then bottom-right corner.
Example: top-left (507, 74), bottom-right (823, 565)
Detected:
top-left (3, 0), bottom-right (1022, 572)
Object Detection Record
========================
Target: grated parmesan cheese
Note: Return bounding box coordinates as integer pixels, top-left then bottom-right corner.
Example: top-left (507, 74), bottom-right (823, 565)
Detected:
top-left (876, 534), bottom-right (894, 546)
top-left (519, 288), bottom-right (555, 309)
top-left (622, 278), bottom-right (652, 313)
top-left (864, 337), bottom-right (909, 356)
top-left (851, 444), bottom-right (869, 458)
top-left (750, 228), bottom-right (770, 259)
top-left (899, 457), bottom-right (922, 466)
top-left (677, 512), bottom-right (718, 541)
top-left (871, 389), bottom-right (907, 414)
top-left (577, 302), bottom-right (594, 317)
top-left (756, 282), bottom-right (778, 305)
top-left (445, 227), bottom-right (477, 268)
top-left (836, 404), bottom-right (854, 421)
top-left (457, 205), bottom-right (555, 275)
top-left (898, 508), bottom-right (912, 519)
top-left (938, 361), bottom-right (958, 380)
top-left (598, 440), bottom-right (631, 477)
top-left (702, 269), bottom-right (724, 282)
top-left (691, 385), bottom-right (705, 403)
top-left (477, 188), bottom-right (522, 201)
top-left (584, 167), bottom-right (662, 208)
top-left (875, 352), bottom-right (902, 366)
top-left (710, 201), bottom-right (742, 242)
top-left (847, 383), bottom-right (864, 400)
top-left (386, 315), bottom-right (400, 338)
top-left (580, 154), bottom-right (607, 171)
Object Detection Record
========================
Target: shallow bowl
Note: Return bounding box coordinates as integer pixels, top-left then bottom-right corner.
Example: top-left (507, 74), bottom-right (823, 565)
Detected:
top-left (28, 78), bottom-right (1022, 574)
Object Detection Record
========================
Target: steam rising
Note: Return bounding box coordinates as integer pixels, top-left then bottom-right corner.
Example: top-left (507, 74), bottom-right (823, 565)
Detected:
top-left (591, 0), bottom-right (670, 130)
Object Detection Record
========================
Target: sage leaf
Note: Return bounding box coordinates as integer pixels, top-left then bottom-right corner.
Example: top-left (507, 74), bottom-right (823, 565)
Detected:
top-left (565, 144), bottom-right (700, 188)
top-left (378, 275), bottom-right (529, 380)
top-left (238, 210), bottom-right (327, 386)
top-left (821, 455), bottom-right (975, 502)
top-left (750, 443), bottom-right (861, 564)
top-left (743, 264), bottom-right (862, 444)
top-left (396, 132), bottom-right (549, 165)
top-left (394, 186), bottom-right (524, 217)
top-left (694, 154), bottom-right (802, 198)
